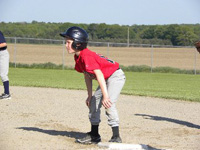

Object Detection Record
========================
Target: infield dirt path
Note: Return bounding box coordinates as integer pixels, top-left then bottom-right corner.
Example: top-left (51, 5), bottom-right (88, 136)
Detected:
top-left (0, 86), bottom-right (200, 150)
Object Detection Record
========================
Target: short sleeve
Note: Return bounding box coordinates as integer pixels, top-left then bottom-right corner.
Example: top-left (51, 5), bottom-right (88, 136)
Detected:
top-left (84, 55), bottom-right (100, 72)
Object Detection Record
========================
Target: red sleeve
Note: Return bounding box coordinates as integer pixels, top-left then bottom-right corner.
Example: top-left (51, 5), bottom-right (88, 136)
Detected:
top-left (84, 55), bottom-right (100, 73)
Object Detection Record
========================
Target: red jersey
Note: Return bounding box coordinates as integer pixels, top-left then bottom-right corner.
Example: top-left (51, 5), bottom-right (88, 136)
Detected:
top-left (74, 48), bottom-right (119, 79)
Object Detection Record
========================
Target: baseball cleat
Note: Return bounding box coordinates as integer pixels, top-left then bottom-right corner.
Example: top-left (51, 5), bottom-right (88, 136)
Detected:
top-left (109, 136), bottom-right (122, 143)
top-left (0, 93), bottom-right (11, 100)
top-left (76, 132), bottom-right (101, 144)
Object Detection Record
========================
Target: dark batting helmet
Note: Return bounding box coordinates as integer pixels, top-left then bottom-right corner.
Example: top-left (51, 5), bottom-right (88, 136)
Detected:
top-left (60, 26), bottom-right (89, 50)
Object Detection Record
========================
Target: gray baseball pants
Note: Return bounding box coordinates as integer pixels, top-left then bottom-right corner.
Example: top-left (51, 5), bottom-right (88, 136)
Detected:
top-left (89, 69), bottom-right (126, 127)
top-left (0, 50), bottom-right (9, 82)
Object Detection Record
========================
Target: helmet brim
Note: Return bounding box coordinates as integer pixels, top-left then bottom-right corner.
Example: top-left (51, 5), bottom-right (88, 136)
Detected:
top-left (59, 32), bottom-right (67, 37)
top-left (60, 33), bottom-right (73, 40)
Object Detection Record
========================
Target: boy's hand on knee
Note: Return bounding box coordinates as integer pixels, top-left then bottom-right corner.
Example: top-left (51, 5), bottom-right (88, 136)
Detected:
top-left (102, 98), bottom-right (112, 108)
top-left (86, 97), bottom-right (92, 107)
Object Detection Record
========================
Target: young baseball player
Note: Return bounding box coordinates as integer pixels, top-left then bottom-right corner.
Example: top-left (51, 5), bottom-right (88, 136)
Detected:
top-left (0, 31), bottom-right (11, 100)
top-left (60, 26), bottom-right (126, 144)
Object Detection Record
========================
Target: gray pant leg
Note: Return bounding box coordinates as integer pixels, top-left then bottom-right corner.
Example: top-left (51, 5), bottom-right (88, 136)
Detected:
top-left (89, 69), bottom-right (126, 127)
top-left (106, 69), bottom-right (126, 127)
top-left (89, 86), bottom-right (103, 125)
top-left (0, 50), bottom-right (9, 82)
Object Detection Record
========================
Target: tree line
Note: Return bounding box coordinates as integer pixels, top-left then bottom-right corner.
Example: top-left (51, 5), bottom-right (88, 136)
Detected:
top-left (0, 21), bottom-right (199, 46)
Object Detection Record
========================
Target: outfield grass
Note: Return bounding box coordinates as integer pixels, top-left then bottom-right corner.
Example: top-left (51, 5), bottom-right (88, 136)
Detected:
top-left (7, 68), bottom-right (200, 102)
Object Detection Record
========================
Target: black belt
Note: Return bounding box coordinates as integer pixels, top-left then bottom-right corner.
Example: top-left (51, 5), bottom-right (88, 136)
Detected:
top-left (0, 46), bottom-right (7, 51)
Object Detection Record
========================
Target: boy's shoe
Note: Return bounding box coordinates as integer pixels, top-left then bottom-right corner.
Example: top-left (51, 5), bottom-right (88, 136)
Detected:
top-left (76, 132), bottom-right (101, 144)
top-left (0, 93), bottom-right (11, 100)
top-left (109, 136), bottom-right (122, 143)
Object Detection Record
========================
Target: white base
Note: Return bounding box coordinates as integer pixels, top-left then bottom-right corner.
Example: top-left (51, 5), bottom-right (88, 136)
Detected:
top-left (98, 142), bottom-right (149, 150)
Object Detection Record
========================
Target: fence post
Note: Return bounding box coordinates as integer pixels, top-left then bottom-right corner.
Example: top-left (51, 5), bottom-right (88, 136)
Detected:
top-left (151, 45), bottom-right (154, 73)
top-left (62, 40), bottom-right (65, 70)
top-left (127, 27), bottom-right (129, 47)
top-left (107, 42), bottom-right (110, 57)
top-left (194, 48), bottom-right (197, 75)
top-left (14, 37), bottom-right (17, 68)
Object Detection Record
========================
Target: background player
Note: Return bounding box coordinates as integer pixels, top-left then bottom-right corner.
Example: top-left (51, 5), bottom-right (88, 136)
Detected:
top-left (194, 41), bottom-right (200, 54)
top-left (60, 26), bottom-right (126, 144)
top-left (0, 31), bottom-right (11, 100)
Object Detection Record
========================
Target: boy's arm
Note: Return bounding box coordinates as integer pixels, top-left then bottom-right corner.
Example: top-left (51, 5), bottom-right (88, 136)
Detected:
top-left (84, 73), bottom-right (93, 106)
top-left (93, 69), bottom-right (112, 108)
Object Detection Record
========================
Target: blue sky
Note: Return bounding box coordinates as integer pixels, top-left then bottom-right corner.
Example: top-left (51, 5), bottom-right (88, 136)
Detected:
top-left (0, 0), bottom-right (199, 25)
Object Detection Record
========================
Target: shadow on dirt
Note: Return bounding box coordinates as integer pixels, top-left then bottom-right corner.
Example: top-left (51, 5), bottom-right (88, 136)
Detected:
top-left (17, 127), bottom-right (86, 139)
top-left (17, 126), bottom-right (166, 150)
top-left (135, 114), bottom-right (200, 129)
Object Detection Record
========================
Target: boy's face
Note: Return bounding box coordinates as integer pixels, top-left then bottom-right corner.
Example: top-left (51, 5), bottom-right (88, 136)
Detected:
top-left (65, 38), bottom-right (76, 54)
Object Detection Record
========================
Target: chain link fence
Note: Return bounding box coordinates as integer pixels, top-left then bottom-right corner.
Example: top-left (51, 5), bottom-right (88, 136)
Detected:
top-left (5, 37), bottom-right (200, 74)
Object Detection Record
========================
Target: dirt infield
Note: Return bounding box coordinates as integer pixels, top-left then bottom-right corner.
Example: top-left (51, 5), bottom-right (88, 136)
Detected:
top-left (0, 86), bottom-right (200, 150)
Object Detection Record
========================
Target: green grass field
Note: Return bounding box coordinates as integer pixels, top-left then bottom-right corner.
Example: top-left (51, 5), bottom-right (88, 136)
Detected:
top-left (7, 68), bottom-right (200, 102)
